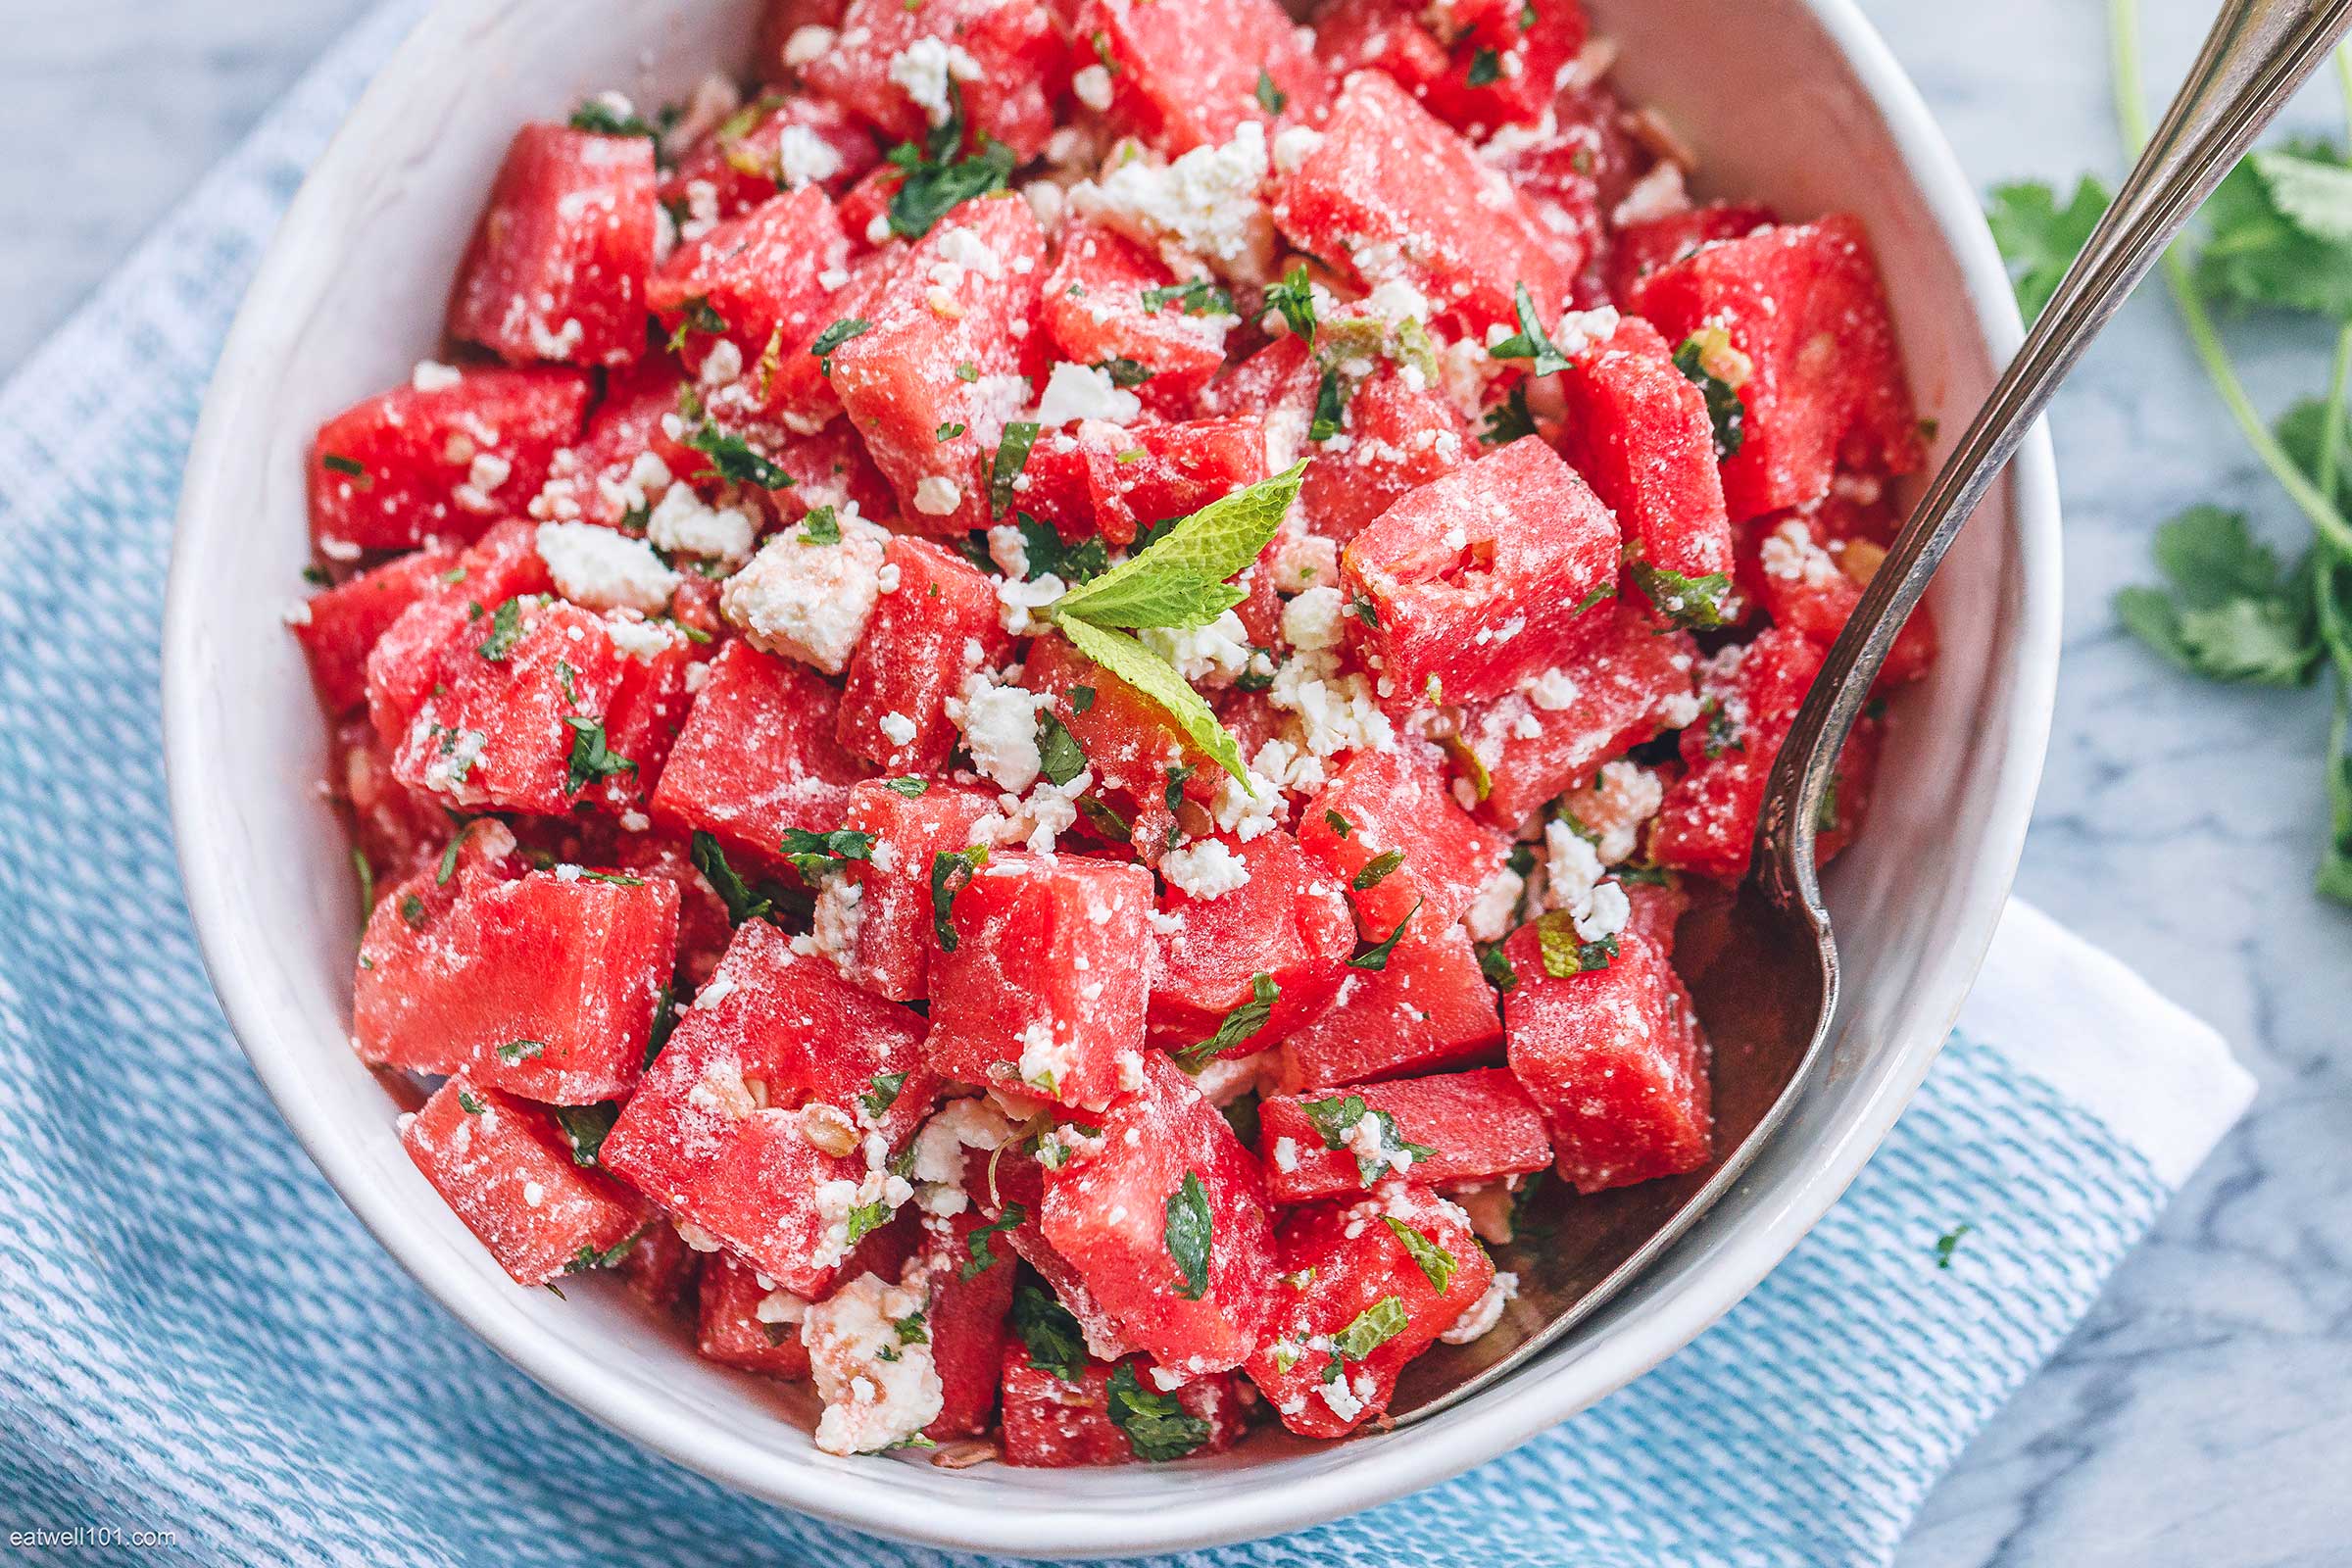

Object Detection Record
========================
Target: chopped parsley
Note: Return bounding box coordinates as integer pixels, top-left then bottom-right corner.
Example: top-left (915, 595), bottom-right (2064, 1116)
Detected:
top-left (1487, 281), bottom-right (1570, 375)
top-left (1105, 1361), bottom-right (1212, 1461)
top-left (930, 844), bottom-right (989, 951)
top-left (1011, 1282), bottom-right (1089, 1382)
top-left (1163, 1171), bottom-right (1213, 1300)
top-left (561, 717), bottom-right (637, 796)
top-left (961, 1201), bottom-right (1025, 1281)
top-left (1176, 973), bottom-right (1278, 1071)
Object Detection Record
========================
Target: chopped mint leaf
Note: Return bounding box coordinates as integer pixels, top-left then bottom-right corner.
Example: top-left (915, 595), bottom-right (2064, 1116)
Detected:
top-left (1037, 710), bottom-right (1089, 787)
top-left (1011, 1281), bottom-right (1089, 1382)
top-left (1351, 850), bottom-right (1404, 890)
top-left (1672, 328), bottom-right (1748, 461)
top-left (1331, 1295), bottom-right (1409, 1361)
top-left (991, 422), bottom-right (1043, 517)
top-left (562, 717), bottom-right (637, 796)
top-left (1383, 1215), bottom-right (1459, 1293)
top-left (1479, 944), bottom-right (1520, 993)
top-left (1535, 910), bottom-right (1617, 976)
top-left (1254, 69), bottom-right (1288, 115)
top-left (1348, 898), bottom-right (1420, 972)
top-left (1935, 1222), bottom-right (1973, 1268)
top-left (475, 598), bottom-right (526, 662)
top-left (1296, 1092), bottom-right (1435, 1184)
top-left (1177, 973), bottom-right (1278, 1071)
top-left (1261, 264), bottom-right (1319, 345)
top-left (1487, 281), bottom-right (1569, 375)
top-left (1465, 46), bottom-right (1502, 87)
top-left (1480, 383), bottom-right (1537, 445)
top-left (859, 1070), bottom-right (908, 1119)
top-left (930, 845), bottom-right (990, 952)
top-left (881, 83), bottom-right (1018, 239)
top-left (1105, 1360), bottom-right (1212, 1461)
top-left (798, 505), bottom-right (842, 545)
top-left (1163, 1171), bottom-right (1213, 1300)
top-left (962, 1201), bottom-right (1025, 1281)
top-left (553, 1102), bottom-right (619, 1166)
top-left (778, 827), bottom-right (876, 882)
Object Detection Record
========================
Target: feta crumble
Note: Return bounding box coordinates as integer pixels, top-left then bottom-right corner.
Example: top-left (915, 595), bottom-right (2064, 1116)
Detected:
top-left (535, 522), bottom-right (680, 615)
top-left (718, 512), bottom-right (889, 673)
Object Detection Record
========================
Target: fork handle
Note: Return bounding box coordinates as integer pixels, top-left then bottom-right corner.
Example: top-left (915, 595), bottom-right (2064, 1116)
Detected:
top-left (1755, 0), bottom-right (2352, 905)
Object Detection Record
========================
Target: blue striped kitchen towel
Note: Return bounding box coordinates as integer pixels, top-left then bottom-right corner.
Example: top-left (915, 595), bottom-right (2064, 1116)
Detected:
top-left (0, 6), bottom-right (2253, 1564)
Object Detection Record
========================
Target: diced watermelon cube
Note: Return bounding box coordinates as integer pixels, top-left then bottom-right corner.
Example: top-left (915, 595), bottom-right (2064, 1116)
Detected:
top-left (1151, 830), bottom-right (1357, 1057)
top-left (833, 777), bottom-right (1003, 1002)
top-left (1272, 70), bottom-right (1573, 337)
top-left (908, 1209), bottom-right (1019, 1439)
top-left (1243, 1182), bottom-right (1494, 1436)
top-left (999, 1342), bottom-right (1249, 1466)
top-left (1749, 512), bottom-right (1937, 688)
top-left (1040, 220), bottom-right (1234, 415)
top-left (1278, 921), bottom-right (1504, 1092)
top-left (1075, 0), bottom-right (1334, 155)
top-left (530, 359), bottom-right (702, 530)
top-left (659, 95), bottom-right (880, 221)
top-left (697, 1250), bottom-right (813, 1377)
top-left (758, 0), bottom-right (853, 79)
top-left (649, 639), bottom-right (869, 868)
top-left (355, 832), bottom-right (678, 1102)
top-left (1501, 892), bottom-right (1710, 1191)
top-left (837, 537), bottom-right (1012, 773)
top-left (1455, 600), bottom-right (1699, 828)
top-left (1471, 81), bottom-right (1639, 302)
top-left (761, 243), bottom-right (904, 436)
top-left (1628, 215), bottom-right (1924, 519)
top-left (1257, 1066), bottom-right (1549, 1202)
top-left (448, 123), bottom-right (659, 368)
top-left (1018, 417), bottom-right (1269, 550)
top-left (599, 918), bottom-right (939, 1295)
top-left (648, 185), bottom-right (854, 402)
top-left (803, 0), bottom-right (1065, 160)
top-left (309, 368), bottom-right (590, 555)
top-left (1298, 741), bottom-right (1509, 941)
top-left (620, 1212), bottom-right (704, 1316)
top-left (1311, 0), bottom-right (1588, 135)
top-left (983, 1147), bottom-right (1144, 1363)
top-left (1039, 1054), bottom-right (1280, 1372)
top-left (387, 597), bottom-right (639, 816)
top-left (593, 624), bottom-right (707, 809)
top-left (293, 547), bottom-right (463, 713)
top-left (365, 520), bottom-right (556, 748)
top-left (829, 196), bottom-right (1048, 534)
top-left (402, 1075), bottom-right (646, 1287)
top-left (1555, 318), bottom-right (1736, 618)
top-left (1300, 362), bottom-right (1474, 545)
top-left (1339, 436), bottom-right (1619, 710)
top-left (1606, 201), bottom-right (1778, 302)
top-left (928, 852), bottom-right (1155, 1109)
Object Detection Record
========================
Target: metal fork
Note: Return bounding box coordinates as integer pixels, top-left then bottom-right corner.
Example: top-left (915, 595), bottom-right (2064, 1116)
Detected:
top-left (1396, 0), bottom-right (2352, 1425)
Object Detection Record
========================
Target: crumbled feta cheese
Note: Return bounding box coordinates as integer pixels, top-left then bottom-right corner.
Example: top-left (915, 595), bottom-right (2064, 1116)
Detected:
top-left (1160, 839), bottom-right (1250, 901)
top-left (1281, 585), bottom-right (1346, 653)
top-left (411, 360), bottom-right (464, 393)
top-left (1524, 666), bottom-right (1581, 711)
top-left (783, 24), bottom-right (836, 68)
top-left (1759, 517), bottom-right (1843, 586)
top-left (949, 668), bottom-right (1053, 792)
top-left (535, 522), bottom-right (680, 615)
top-left (718, 513), bottom-right (890, 673)
top-left (1272, 1136), bottom-right (1300, 1173)
top-left (995, 570), bottom-right (1066, 636)
top-left (1017, 1019), bottom-right (1082, 1096)
top-left (1611, 161), bottom-right (1690, 227)
top-left (987, 523), bottom-right (1031, 580)
top-left (1271, 124), bottom-right (1324, 175)
top-left (1269, 649), bottom-right (1395, 758)
top-left (803, 1272), bottom-right (944, 1454)
top-left (604, 614), bottom-right (681, 662)
top-left (912, 1098), bottom-right (1018, 1183)
top-left (1034, 361), bottom-right (1143, 426)
top-left (1551, 305), bottom-right (1621, 358)
top-left (1071, 63), bottom-right (1115, 113)
top-left (1464, 866), bottom-right (1526, 944)
top-left (913, 475), bottom-right (963, 516)
top-left (1140, 608), bottom-right (1253, 686)
top-left (887, 38), bottom-right (983, 127)
top-left (879, 711), bottom-right (918, 747)
top-left (1270, 528), bottom-right (1339, 592)
top-left (1440, 1271), bottom-right (1519, 1345)
top-left (645, 481), bottom-right (757, 566)
top-left (809, 876), bottom-right (865, 963)
top-left (1071, 122), bottom-right (1275, 283)
top-left (1567, 760), bottom-right (1666, 864)
top-left (776, 122), bottom-right (844, 189)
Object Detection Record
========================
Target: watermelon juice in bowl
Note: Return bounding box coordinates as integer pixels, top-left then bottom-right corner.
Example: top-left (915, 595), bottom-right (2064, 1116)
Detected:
top-left (164, 0), bottom-right (2058, 1552)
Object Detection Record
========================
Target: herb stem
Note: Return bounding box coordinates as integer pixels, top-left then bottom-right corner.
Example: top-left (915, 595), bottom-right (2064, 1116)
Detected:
top-left (2108, 0), bottom-right (2352, 559)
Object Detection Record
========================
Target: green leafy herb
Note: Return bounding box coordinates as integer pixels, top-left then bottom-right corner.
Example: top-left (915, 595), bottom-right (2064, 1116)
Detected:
top-left (844, 1198), bottom-right (893, 1246)
top-left (1177, 973), bottom-right (1278, 1070)
top-left (1140, 278), bottom-right (1236, 317)
top-left (497, 1039), bottom-right (549, 1065)
top-left (351, 847), bottom-right (376, 929)
top-left (778, 827), bottom-right (877, 882)
top-left (1296, 1092), bottom-right (1434, 1184)
top-left (1254, 68), bottom-right (1288, 115)
top-left (1671, 330), bottom-right (1748, 461)
top-left (2114, 506), bottom-right (2321, 684)
top-left (1383, 1215), bottom-right (1459, 1293)
top-left (1323, 808), bottom-right (1352, 839)
top-left (1465, 46), bottom-right (1502, 87)
top-left (798, 505), bottom-right (842, 545)
top-left (881, 777), bottom-right (930, 798)
top-left (1091, 29), bottom-right (1119, 73)
top-left (930, 845), bottom-right (989, 951)
top-left (476, 599), bottom-right (526, 662)
top-left (1105, 1361), bottom-right (1212, 1461)
top-left (955, 362), bottom-right (980, 382)
top-left (1308, 368), bottom-right (1347, 443)
top-left (2199, 143), bottom-right (2352, 318)
top-left (1481, 383), bottom-right (1537, 446)
top-left (1037, 710), bottom-right (1089, 787)
top-left (1935, 1222), bottom-right (1973, 1269)
top-left (562, 717), bottom-right (637, 796)
top-left (882, 84), bottom-right (1019, 239)
top-left (1628, 553), bottom-right (1737, 631)
top-left (1055, 617), bottom-right (1255, 790)
top-left (990, 422), bottom-right (1043, 516)
top-left (553, 1102), bottom-right (619, 1166)
top-left (458, 1089), bottom-right (487, 1115)
top-left (1077, 795), bottom-right (1132, 840)
top-left (565, 1228), bottom-right (646, 1274)
top-left (399, 893), bottom-right (428, 930)
top-left (1070, 685), bottom-right (1098, 713)
top-left (859, 1070), bottom-right (908, 1119)
top-left (1487, 281), bottom-right (1570, 375)
top-left (1535, 910), bottom-right (1617, 976)
top-left (1331, 1296), bottom-right (1409, 1361)
top-left (1261, 264), bottom-right (1319, 344)
top-left (684, 419), bottom-right (793, 490)
top-left (1987, 175), bottom-right (2112, 324)
top-left (1053, 461), bottom-right (1306, 631)
top-left (1479, 944), bottom-right (1520, 993)
top-left (937, 420), bottom-right (967, 441)
top-left (962, 1201), bottom-right (1025, 1280)
top-left (1095, 356), bottom-right (1154, 388)
top-left (1348, 593), bottom-right (1379, 628)
top-left (809, 316), bottom-right (873, 368)
top-left (692, 830), bottom-right (778, 925)
top-left (320, 453), bottom-right (367, 479)
top-left (1351, 850), bottom-right (1404, 890)
top-left (1011, 1281), bottom-right (1089, 1382)
top-left (644, 982), bottom-right (679, 1069)
top-left (1348, 898), bottom-right (1420, 972)
top-left (1221, 1088), bottom-right (1261, 1147)
top-left (893, 1311), bottom-right (930, 1347)
top-left (1163, 1171), bottom-right (1213, 1300)
top-left (1012, 514), bottom-right (1110, 584)
top-left (666, 294), bottom-right (728, 355)
top-left (569, 96), bottom-right (659, 139)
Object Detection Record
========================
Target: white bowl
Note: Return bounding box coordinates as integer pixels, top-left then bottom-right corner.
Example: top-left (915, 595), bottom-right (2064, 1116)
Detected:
top-left (164, 0), bottom-right (2060, 1555)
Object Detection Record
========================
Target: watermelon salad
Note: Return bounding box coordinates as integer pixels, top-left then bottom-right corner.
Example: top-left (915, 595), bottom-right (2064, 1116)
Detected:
top-left (287, 0), bottom-right (1933, 1466)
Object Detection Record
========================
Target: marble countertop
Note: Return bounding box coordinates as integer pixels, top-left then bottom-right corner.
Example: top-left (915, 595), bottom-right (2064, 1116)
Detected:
top-left (7, 2), bottom-right (2346, 1562)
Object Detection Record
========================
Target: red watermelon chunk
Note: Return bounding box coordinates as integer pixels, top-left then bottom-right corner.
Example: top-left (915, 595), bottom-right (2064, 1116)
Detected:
top-left (309, 368), bottom-right (590, 556)
top-left (1040, 220), bottom-right (1235, 416)
top-left (1076, 0), bottom-right (1334, 155)
top-left (1628, 215), bottom-right (1924, 520)
top-left (1150, 830), bottom-right (1357, 1058)
top-left (927, 852), bottom-right (1155, 1109)
top-left (1455, 599), bottom-right (1699, 829)
top-left (837, 536), bottom-right (1012, 773)
top-left (1501, 891), bottom-right (1710, 1191)
top-left (909, 1209), bottom-right (1020, 1440)
top-left (1018, 417), bottom-right (1269, 550)
top-left (1749, 512), bottom-right (1937, 688)
top-left (331, 714), bottom-right (450, 889)
top-left (983, 1145), bottom-right (1143, 1363)
top-left (1278, 921), bottom-right (1503, 1092)
top-left (660, 95), bottom-right (879, 221)
top-left (1243, 1182), bottom-right (1493, 1436)
top-left (802, 0), bottom-right (1064, 160)
top-left (1339, 436), bottom-right (1619, 711)
top-left (648, 185), bottom-right (854, 403)
top-left (696, 1250), bottom-right (813, 1377)
top-left (1272, 70), bottom-right (1573, 338)
top-left (1478, 82), bottom-right (1641, 302)
top-left (1311, 0), bottom-right (1588, 136)
top-left (386, 597), bottom-right (637, 816)
top-left (999, 1342), bottom-right (1249, 1466)
top-left (1606, 201), bottom-right (1778, 302)
top-left (829, 195), bottom-right (1049, 534)
top-left (649, 640), bottom-right (868, 867)
top-left (1299, 360), bottom-right (1474, 545)
top-left (1298, 741), bottom-right (1509, 941)
top-left (1039, 1053), bottom-right (1280, 1373)
top-left (599, 918), bottom-right (938, 1294)
top-left (1257, 1066), bottom-right (1549, 1202)
top-left (761, 243), bottom-right (903, 436)
top-left (1555, 317), bottom-right (1736, 621)
top-left (834, 777), bottom-right (1003, 1002)
top-left (293, 546), bottom-right (463, 713)
top-left (593, 623), bottom-right (706, 809)
top-left (529, 359), bottom-right (702, 530)
top-left (448, 123), bottom-right (658, 368)
top-left (620, 1212), bottom-right (704, 1316)
top-left (355, 830), bottom-right (678, 1102)
top-left (1024, 635), bottom-right (1216, 858)
top-left (402, 1075), bottom-right (647, 1287)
